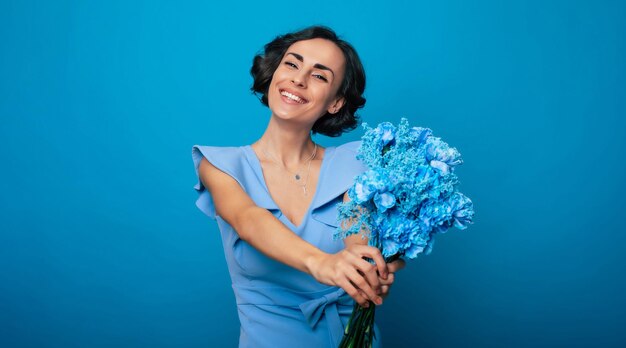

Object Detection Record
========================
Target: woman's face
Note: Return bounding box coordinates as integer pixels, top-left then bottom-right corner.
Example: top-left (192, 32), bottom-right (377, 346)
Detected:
top-left (267, 38), bottom-right (346, 126)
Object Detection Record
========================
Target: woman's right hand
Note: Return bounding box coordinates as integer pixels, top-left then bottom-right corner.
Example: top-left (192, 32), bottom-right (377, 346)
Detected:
top-left (308, 244), bottom-right (389, 308)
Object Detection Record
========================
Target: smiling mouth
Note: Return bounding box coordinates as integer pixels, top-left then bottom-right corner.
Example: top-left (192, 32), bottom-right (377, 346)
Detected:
top-left (279, 89), bottom-right (308, 104)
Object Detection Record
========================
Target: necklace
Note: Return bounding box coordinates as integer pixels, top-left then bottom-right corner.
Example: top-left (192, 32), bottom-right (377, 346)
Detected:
top-left (261, 142), bottom-right (318, 196)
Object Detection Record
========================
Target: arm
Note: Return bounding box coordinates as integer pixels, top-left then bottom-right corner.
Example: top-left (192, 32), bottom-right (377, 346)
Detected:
top-left (341, 192), bottom-right (406, 301)
top-left (198, 157), bottom-right (388, 307)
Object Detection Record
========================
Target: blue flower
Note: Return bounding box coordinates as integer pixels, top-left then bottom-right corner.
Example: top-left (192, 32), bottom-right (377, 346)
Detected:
top-left (410, 126), bottom-right (432, 145)
top-left (350, 169), bottom-right (396, 205)
top-left (423, 237), bottom-right (435, 255)
top-left (374, 192), bottom-right (396, 213)
top-left (425, 137), bottom-right (463, 173)
top-left (404, 233), bottom-right (428, 258)
top-left (449, 192), bottom-right (474, 229)
top-left (415, 164), bottom-right (437, 183)
top-left (352, 178), bottom-right (376, 203)
top-left (378, 211), bottom-right (409, 257)
top-left (418, 201), bottom-right (452, 233)
top-left (382, 237), bottom-right (401, 257)
top-left (429, 160), bottom-right (450, 175)
top-left (375, 122), bottom-right (396, 147)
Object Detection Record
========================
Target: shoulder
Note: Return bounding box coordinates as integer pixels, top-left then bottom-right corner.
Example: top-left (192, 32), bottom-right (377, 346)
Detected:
top-left (191, 145), bottom-right (255, 219)
top-left (192, 145), bottom-right (248, 177)
top-left (192, 145), bottom-right (244, 164)
top-left (191, 145), bottom-right (252, 199)
top-left (334, 140), bottom-right (362, 154)
top-left (326, 140), bottom-right (367, 173)
top-left (191, 144), bottom-right (278, 218)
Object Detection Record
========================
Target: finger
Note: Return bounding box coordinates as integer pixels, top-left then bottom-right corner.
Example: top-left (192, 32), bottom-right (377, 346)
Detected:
top-left (349, 281), bottom-right (370, 299)
top-left (339, 279), bottom-right (369, 308)
top-left (380, 285), bottom-right (390, 299)
top-left (379, 272), bottom-right (395, 286)
top-left (355, 259), bottom-right (382, 295)
top-left (358, 245), bottom-right (388, 280)
top-left (356, 289), bottom-right (371, 308)
top-left (348, 267), bottom-right (382, 305)
top-left (348, 267), bottom-right (380, 304)
top-left (387, 259), bottom-right (406, 273)
top-left (344, 248), bottom-right (382, 291)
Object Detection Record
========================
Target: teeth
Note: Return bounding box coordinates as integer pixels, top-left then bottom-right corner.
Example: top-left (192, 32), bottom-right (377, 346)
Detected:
top-left (281, 90), bottom-right (306, 103)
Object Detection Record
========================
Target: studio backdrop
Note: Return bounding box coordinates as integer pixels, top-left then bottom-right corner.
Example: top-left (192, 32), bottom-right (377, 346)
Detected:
top-left (1, 0), bottom-right (625, 347)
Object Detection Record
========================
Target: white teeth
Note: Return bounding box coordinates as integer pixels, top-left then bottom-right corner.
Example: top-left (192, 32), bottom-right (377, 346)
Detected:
top-left (280, 90), bottom-right (306, 103)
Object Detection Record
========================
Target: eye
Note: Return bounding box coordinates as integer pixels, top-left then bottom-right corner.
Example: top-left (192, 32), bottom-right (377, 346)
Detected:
top-left (284, 61), bottom-right (297, 68)
top-left (313, 74), bottom-right (328, 82)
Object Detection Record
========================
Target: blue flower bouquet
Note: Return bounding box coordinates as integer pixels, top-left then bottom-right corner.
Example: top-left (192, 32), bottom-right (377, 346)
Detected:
top-left (335, 118), bottom-right (475, 347)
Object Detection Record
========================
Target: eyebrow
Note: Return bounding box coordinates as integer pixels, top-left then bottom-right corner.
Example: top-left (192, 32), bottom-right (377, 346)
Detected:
top-left (286, 52), bottom-right (335, 77)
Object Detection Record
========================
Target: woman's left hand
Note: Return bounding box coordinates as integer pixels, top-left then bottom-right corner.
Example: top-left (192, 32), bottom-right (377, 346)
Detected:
top-left (342, 231), bottom-right (407, 302)
top-left (341, 192), bottom-right (407, 302)
top-left (379, 258), bottom-right (406, 300)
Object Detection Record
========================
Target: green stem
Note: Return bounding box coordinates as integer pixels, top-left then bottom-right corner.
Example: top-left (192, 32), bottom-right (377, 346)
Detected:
top-left (339, 253), bottom-right (403, 347)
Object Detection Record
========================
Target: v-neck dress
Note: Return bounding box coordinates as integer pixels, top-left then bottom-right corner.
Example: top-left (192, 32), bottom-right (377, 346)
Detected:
top-left (191, 140), bottom-right (382, 348)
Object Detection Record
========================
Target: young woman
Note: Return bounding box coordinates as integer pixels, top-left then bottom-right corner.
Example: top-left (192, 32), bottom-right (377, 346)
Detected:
top-left (192, 26), bottom-right (405, 347)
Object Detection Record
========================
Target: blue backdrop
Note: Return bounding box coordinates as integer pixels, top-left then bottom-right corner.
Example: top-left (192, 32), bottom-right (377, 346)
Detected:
top-left (1, 0), bottom-right (625, 347)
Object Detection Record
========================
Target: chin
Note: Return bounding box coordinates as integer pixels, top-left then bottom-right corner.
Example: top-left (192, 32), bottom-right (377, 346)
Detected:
top-left (268, 98), bottom-right (304, 121)
top-left (270, 107), bottom-right (303, 122)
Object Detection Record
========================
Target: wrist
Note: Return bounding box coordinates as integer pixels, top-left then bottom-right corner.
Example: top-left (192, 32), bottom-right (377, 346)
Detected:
top-left (304, 249), bottom-right (329, 278)
top-left (344, 232), bottom-right (369, 246)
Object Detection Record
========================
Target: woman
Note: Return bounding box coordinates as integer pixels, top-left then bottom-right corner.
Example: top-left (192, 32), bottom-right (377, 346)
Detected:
top-left (192, 26), bottom-right (405, 347)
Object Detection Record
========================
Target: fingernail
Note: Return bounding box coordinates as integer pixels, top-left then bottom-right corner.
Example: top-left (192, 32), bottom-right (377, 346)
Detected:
top-left (376, 297), bottom-right (383, 305)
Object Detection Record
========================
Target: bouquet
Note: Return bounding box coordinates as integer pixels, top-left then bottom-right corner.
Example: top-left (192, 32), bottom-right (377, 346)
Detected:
top-left (335, 118), bottom-right (475, 347)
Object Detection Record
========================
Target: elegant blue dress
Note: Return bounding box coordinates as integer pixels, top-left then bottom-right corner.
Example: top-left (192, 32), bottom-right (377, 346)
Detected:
top-left (191, 140), bottom-right (382, 348)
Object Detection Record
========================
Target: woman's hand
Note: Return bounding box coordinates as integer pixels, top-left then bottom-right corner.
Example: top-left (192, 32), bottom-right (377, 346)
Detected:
top-left (307, 244), bottom-right (389, 308)
top-left (379, 258), bottom-right (406, 300)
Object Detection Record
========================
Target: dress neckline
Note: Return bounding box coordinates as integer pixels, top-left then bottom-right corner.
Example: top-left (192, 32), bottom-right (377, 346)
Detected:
top-left (242, 144), bottom-right (336, 229)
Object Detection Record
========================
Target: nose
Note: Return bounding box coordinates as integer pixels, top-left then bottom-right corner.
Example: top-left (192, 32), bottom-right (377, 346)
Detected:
top-left (291, 70), bottom-right (307, 88)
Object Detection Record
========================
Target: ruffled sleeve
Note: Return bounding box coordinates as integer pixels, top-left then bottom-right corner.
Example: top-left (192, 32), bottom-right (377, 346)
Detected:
top-left (310, 140), bottom-right (369, 227)
top-left (191, 145), bottom-right (246, 219)
top-left (192, 145), bottom-right (279, 220)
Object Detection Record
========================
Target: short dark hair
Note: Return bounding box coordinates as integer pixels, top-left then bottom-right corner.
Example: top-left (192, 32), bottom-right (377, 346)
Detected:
top-left (250, 25), bottom-right (366, 137)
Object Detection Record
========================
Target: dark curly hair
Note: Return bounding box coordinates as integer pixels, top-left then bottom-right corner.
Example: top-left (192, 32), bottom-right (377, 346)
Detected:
top-left (250, 25), bottom-right (366, 137)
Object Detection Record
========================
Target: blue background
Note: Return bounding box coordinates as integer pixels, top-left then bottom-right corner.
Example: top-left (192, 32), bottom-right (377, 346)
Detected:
top-left (1, 0), bottom-right (625, 347)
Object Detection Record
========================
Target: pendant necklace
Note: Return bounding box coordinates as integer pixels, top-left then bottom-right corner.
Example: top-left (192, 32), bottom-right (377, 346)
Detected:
top-left (261, 142), bottom-right (318, 196)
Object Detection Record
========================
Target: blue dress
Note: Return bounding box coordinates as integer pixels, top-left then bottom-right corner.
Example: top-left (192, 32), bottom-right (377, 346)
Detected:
top-left (191, 141), bottom-right (382, 348)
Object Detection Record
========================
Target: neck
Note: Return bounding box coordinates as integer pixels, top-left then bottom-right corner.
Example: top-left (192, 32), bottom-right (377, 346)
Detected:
top-left (256, 116), bottom-right (318, 166)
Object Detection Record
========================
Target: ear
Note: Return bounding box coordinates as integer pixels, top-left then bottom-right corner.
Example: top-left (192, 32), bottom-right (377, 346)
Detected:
top-left (327, 96), bottom-right (346, 115)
